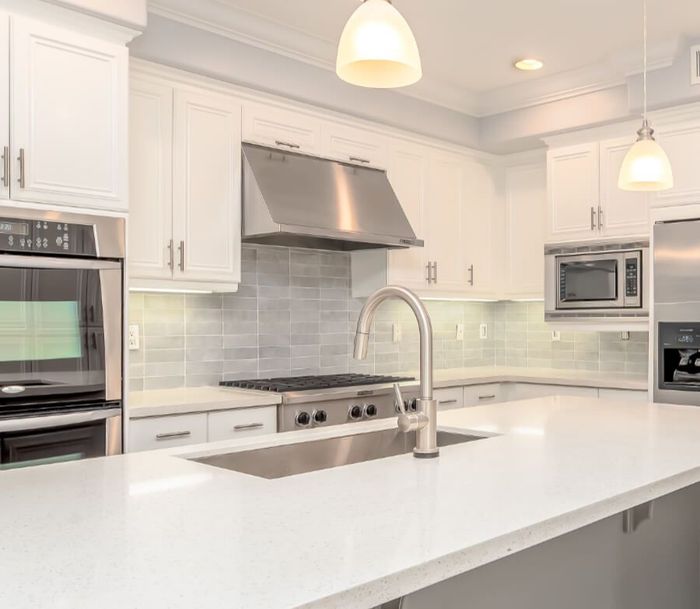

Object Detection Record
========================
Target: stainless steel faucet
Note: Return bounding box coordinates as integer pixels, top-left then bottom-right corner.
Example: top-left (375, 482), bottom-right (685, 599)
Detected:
top-left (353, 286), bottom-right (438, 458)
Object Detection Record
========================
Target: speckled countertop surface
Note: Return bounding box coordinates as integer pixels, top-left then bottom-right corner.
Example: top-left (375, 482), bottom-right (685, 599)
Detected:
top-left (3, 395), bottom-right (700, 609)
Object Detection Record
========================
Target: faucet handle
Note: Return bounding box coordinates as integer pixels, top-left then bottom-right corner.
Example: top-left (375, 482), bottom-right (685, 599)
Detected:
top-left (393, 383), bottom-right (406, 415)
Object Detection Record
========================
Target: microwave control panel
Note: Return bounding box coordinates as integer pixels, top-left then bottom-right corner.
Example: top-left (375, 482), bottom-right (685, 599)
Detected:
top-left (0, 218), bottom-right (97, 256)
top-left (623, 253), bottom-right (642, 307)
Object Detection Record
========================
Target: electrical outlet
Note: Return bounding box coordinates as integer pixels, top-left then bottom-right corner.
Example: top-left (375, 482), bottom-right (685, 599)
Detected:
top-left (551, 330), bottom-right (561, 342)
top-left (128, 325), bottom-right (140, 350)
top-left (479, 323), bottom-right (488, 340)
top-left (392, 322), bottom-right (402, 343)
top-left (456, 323), bottom-right (464, 341)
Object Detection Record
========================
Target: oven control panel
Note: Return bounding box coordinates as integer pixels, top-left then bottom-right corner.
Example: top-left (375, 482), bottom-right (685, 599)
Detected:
top-left (0, 217), bottom-right (97, 256)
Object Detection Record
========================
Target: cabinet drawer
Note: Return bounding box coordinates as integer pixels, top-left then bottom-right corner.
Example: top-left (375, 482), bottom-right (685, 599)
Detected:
top-left (129, 413), bottom-right (207, 452)
top-left (208, 406), bottom-right (277, 442)
top-left (243, 102), bottom-right (321, 154)
top-left (463, 383), bottom-right (502, 406)
top-left (434, 387), bottom-right (464, 410)
top-left (321, 123), bottom-right (387, 169)
top-left (505, 383), bottom-right (597, 402)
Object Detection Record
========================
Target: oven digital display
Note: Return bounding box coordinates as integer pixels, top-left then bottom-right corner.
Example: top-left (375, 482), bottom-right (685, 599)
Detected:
top-left (0, 221), bottom-right (29, 236)
top-left (678, 335), bottom-right (696, 344)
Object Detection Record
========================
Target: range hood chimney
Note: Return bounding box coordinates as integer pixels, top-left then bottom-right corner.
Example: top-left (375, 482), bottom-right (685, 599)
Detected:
top-left (242, 143), bottom-right (423, 251)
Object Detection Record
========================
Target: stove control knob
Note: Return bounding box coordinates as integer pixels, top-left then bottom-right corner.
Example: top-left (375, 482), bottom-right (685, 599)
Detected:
top-left (409, 398), bottom-right (418, 412)
top-left (295, 411), bottom-right (311, 427)
top-left (364, 403), bottom-right (378, 419)
top-left (348, 405), bottom-right (363, 420)
top-left (313, 409), bottom-right (327, 425)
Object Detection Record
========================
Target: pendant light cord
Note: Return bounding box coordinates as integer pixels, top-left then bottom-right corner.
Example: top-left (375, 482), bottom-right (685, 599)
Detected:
top-left (643, 0), bottom-right (648, 121)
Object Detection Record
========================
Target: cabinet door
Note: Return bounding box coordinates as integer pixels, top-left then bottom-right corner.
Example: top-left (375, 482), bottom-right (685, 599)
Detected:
top-left (434, 387), bottom-right (464, 410)
top-left (11, 16), bottom-right (127, 210)
top-left (547, 143), bottom-right (599, 241)
top-left (652, 124), bottom-right (700, 207)
top-left (425, 151), bottom-right (466, 291)
top-left (599, 136), bottom-right (649, 237)
top-left (173, 89), bottom-right (241, 285)
top-left (462, 160), bottom-right (497, 294)
top-left (0, 15), bottom-right (8, 201)
top-left (129, 413), bottom-right (208, 452)
top-left (386, 141), bottom-right (429, 288)
top-left (208, 406), bottom-right (277, 442)
top-left (128, 78), bottom-right (173, 280)
top-left (242, 101), bottom-right (321, 154)
top-left (505, 162), bottom-right (546, 298)
top-left (321, 122), bottom-right (387, 169)
top-left (463, 383), bottom-right (502, 406)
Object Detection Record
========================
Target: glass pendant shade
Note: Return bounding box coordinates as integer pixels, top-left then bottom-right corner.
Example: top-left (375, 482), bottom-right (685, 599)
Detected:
top-left (618, 121), bottom-right (674, 191)
top-left (336, 0), bottom-right (422, 88)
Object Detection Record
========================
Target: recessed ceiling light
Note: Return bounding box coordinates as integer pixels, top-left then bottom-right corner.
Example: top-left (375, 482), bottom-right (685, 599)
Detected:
top-left (514, 58), bottom-right (544, 71)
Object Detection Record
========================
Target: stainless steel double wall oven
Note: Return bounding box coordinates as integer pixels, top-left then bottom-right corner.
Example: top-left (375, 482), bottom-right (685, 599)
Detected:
top-left (0, 207), bottom-right (124, 469)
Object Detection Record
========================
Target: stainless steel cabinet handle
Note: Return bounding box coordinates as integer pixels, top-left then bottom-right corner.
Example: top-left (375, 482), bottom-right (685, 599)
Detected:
top-left (1, 146), bottom-right (9, 188)
top-left (425, 262), bottom-right (432, 283)
top-left (349, 156), bottom-right (370, 164)
top-left (590, 206), bottom-right (596, 231)
top-left (233, 423), bottom-right (264, 432)
top-left (478, 394), bottom-right (497, 400)
top-left (167, 239), bottom-right (174, 269)
top-left (178, 240), bottom-right (185, 271)
top-left (17, 148), bottom-right (25, 188)
top-left (433, 261), bottom-right (438, 283)
top-left (275, 140), bottom-right (300, 149)
top-left (468, 264), bottom-right (474, 286)
top-left (155, 430), bottom-right (191, 440)
top-left (598, 204), bottom-right (604, 230)
top-left (438, 399), bottom-right (458, 405)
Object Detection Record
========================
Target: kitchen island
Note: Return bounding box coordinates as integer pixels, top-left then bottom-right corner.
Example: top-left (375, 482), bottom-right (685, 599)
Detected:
top-left (2, 396), bottom-right (700, 608)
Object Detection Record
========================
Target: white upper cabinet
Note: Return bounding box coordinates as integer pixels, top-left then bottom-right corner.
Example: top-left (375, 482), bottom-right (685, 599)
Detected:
top-left (547, 140), bottom-right (648, 242)
top-left (547, 143), bottom-right (600, 241)
top-left (129, 71), bottom-right (242, 292)
top-left (505, 161), bottom-right (547, 298)
top-left (128, 78), bottom-right (173, 280)
top-left (11, 16), bottom-right (127, 210)
top-left (173, 89), bottom-right (241, 285)
top-left (385, 139), bottom-right (428, 288)
top-left (598, 136), bottom-right (648, 236)
top-left (321, 122), bottom-right (388, 169)
top-left (242, 101), bottom-right (321, 155)
top-left (0, 14), bottom-right (8, 202)
top-left (652, 123), bottom-right (700, 207)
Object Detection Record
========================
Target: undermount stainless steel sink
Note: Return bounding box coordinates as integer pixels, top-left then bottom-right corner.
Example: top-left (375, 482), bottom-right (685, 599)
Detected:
top-left (189, 428), bottom-right (483, 479)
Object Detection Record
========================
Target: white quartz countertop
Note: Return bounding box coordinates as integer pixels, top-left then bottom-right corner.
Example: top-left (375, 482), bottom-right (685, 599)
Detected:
top-left (3, 395), bottom-right (700, 609)
top-left (127, 367), bottom-right (647, 419)
top-left (128, 386), bottom-right (282, 418)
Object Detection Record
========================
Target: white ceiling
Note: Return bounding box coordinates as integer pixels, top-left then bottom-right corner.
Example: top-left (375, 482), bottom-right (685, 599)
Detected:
top-left (149, 0), bottom-right (700, 116)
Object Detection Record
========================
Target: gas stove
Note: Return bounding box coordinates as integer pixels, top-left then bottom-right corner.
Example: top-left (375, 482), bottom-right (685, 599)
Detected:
top-left (220, 373), bottom-right (417, 432)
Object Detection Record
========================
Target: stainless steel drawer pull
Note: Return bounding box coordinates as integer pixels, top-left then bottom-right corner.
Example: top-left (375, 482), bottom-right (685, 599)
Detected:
top-left (233, 423), bottom-right (265, 432)
top-left (468, 264), bottom-right (474, 286)
top-left (17, 148), bottom-right (25, 188)
top-left (349, 156), bottom-right (370, 164)
top-left (425, 262), bottom-right (432, 283)
top-left (438, 399), bottom-right (458, 405)
top-left (1, 145), bottom-right (9, 187)
top-left (478, 394), bottom-right (497, 400)
top-left (598, 204), bottom-right (604, 230)
top-left (590, 206), bottom-right (596, 231)
top-left (155, 430), bottom-right (191, 440)
top-left (433, 261), bottom-right (438, 283)
top-left (167, 239), bottom-right (174, 269)
top-left (275, 140), bottom-right (300, 149)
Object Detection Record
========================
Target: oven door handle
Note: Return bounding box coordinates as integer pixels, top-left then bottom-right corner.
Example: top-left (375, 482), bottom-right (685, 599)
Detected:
top-left (0, 408), bottom-right (121, 433)
top-left (0, 254), bottom-right (121, 271)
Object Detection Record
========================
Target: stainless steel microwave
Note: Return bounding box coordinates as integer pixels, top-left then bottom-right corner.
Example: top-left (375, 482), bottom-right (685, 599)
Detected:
top-left (545, 241), bottom-right (649, 321)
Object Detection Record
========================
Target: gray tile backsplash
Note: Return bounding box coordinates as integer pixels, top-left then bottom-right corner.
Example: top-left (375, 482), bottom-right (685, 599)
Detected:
top-left (128, 246), bottom-right (649, 391)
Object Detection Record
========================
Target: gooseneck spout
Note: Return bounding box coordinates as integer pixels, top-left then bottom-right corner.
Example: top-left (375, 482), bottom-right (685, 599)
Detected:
top-left (353, 286), bottom-right (438, 458)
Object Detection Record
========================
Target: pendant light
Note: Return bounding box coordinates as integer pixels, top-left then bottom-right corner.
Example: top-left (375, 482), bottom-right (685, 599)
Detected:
top-left (336, 0), bottom-right (422, 88)
top-left (618, 0), bottom-right (673, 191)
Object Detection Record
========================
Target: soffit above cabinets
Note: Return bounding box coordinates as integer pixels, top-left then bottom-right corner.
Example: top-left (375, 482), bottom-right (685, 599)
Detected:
top-left (148, 0), bottom-right (700, 117)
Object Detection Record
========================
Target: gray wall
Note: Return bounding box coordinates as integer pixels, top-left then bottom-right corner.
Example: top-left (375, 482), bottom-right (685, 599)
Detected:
top-left (128, 246), bottom-right (648, 391)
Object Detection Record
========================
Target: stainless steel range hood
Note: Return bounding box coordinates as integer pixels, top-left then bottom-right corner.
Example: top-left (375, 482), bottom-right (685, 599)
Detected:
top-left (242, 143), bottom-right (423, 251)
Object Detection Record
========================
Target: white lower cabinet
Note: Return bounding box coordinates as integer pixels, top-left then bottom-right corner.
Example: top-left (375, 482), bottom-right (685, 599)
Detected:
top-left (598, 388), bottom-right (649, 402)
top-left (130, 413), bottom-right (208, 452)
top-left (434, 387), bottom-right (464, 411)
top-left (129, 406), bottom-right (278, 452)
top-left (208, 406), bottom-right (277, 442)
top-left (463, 384), bottom-right (502, 406)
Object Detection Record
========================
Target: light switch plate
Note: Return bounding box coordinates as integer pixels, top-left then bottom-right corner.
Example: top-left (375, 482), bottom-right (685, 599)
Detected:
top-left (128, 324), bottom-right (140, 350)
top-left (392, 322), bottom-right (402, 343)
top-left (479, 323), bottom-right (488, 340)
top-left (456, 323), bottom-right (464, 341)
top-left (551, 330), bottom-right (561, 342)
